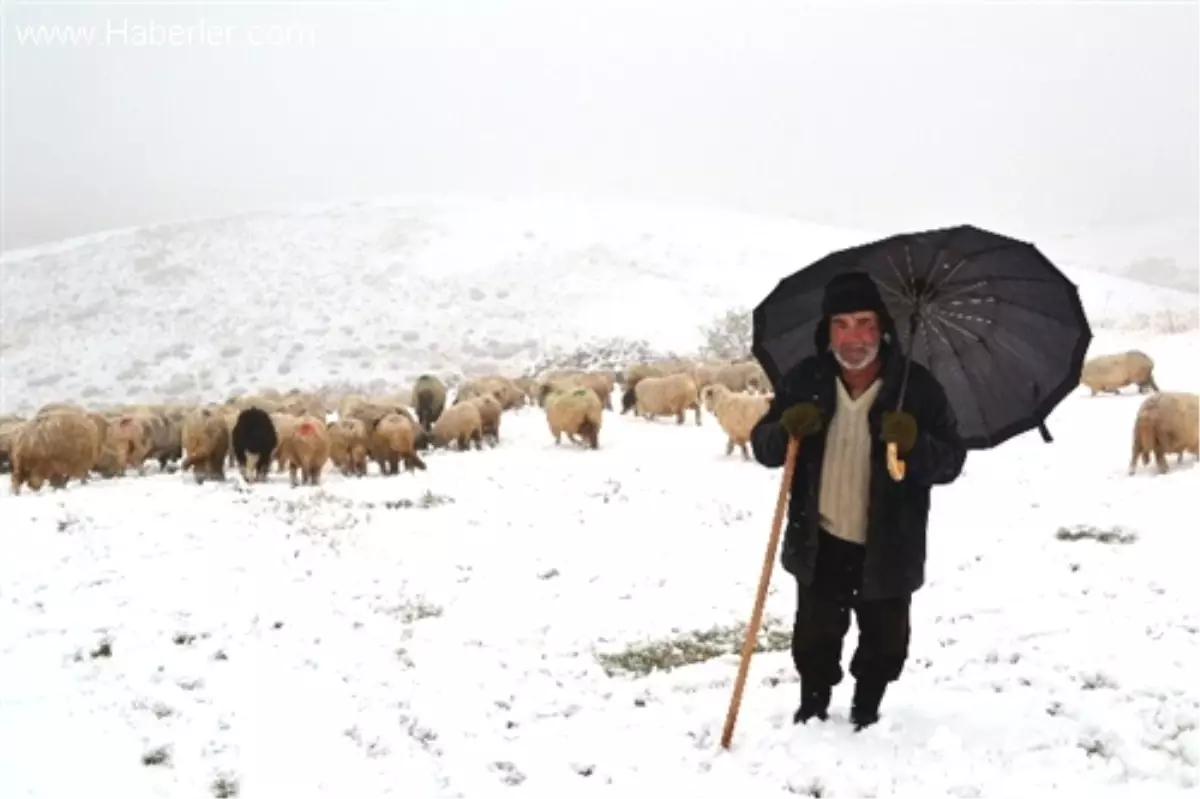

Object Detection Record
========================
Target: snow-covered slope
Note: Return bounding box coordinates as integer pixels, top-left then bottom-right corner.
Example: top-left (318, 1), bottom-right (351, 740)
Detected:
top-left (1, 196), bottom-right (1195, 414)
top-left (1, 198), bottom-right (1197, 796)
top-left (1, 330), bottom-right (1197, 796)
top-left (1038, 216), bottom-right (1200, 294)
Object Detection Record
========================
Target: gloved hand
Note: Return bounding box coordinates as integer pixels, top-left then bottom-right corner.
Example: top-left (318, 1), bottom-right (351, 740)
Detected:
top-left (780, 403), bottom-right (823, 439)
top-left (880, 411), bottom-right (918, 454)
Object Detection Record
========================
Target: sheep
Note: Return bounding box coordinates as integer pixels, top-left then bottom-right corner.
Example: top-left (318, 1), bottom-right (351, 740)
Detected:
top-left (1129, 391), bottom-right (1199, 475)
top-left (623, 372), bottom-right (702, 425)
top-left (92, 438), bottom-right (128, 479)
top-left (232, 406), bottom-right (279, 483)
top-left (544, 387), bottom-right (603, 449)
top-left (270, 412), bottom-right (299, 472)
top-left (701, 384), bottom-right (772, 459)
top-left (138, 410), bottom-right (183, 472)
top-left (0, 418), bottom-right (26, 473)
top-left (1082, 350), bottom-right (1159, 396)
top-left (34, 402), bottom-right (87, 417)
top-left (468, 394), bottom-right (503, 447)
top-left (692, 360), bottom-right (733, 392)
top-left (181, 407), bottom-right (230, 484)
top-left (515, 377), bottom-right (540, 406)
top-left (712, 361), bottom-right (769, 394)
top-left (431, 402), bottom-right (485, 451)
top-left (536, 372), bottom-right (614, 411)
top-left (10, 410), bottom-right (100, 494)
top-left (413, 374), bottom-right (447, 432)
top-left (278, 393), bottom-right (328, 418)
top-left (617, 364), bottom-right (666, 394)
top-left (342, 398), bottom-right (415, 430)
top-left (369, 412), bottom-right (427, 474)
top-left (328, 419), bottom-right (370, 477)
top-left (105, 414), bottom-right (154, 476)
top-left (287, 416), bottom-right (331, 486)
top-left (456, 376), bottom-right (524, 410)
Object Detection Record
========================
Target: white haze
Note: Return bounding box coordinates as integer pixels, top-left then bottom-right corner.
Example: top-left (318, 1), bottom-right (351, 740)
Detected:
top-left (3, 0), bottom-right (1197, 255)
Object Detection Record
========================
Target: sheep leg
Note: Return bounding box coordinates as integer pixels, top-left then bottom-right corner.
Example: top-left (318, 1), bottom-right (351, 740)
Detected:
top-left (675, 410), bottom-right (685, 425)
top-left (289, 462), bottom-right (300, 487)
top-left (1154, 446), bottom-right (1169, 474)
top-left (472, 431), bottom-right (483, 450)
top-left (693, 404), bottom-right (702, 426)
top-left (725, 438), bottom-right (735, 457)
top-left (739, 441), bottom-right (751, 460)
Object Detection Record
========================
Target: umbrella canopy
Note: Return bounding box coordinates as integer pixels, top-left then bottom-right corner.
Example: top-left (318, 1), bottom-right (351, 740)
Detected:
top-left (751, 224), bottom-right (1092, 450)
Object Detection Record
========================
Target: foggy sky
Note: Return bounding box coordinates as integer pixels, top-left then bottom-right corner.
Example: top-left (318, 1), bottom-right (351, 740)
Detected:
top-left (3, 0), bottom-right (1197, 251)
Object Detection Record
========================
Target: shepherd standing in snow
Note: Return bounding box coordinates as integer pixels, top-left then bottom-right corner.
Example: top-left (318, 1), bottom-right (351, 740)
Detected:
top-left (749, 272), bottom-right (967, 730)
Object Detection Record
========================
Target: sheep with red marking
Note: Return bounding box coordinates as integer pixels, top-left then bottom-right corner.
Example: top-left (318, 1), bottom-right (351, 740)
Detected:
top-left (287, 415), bottom-right (331, 486)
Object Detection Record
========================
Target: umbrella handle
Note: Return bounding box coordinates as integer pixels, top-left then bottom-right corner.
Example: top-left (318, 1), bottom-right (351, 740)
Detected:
top-left (887, 441), bottom-right (907, 481)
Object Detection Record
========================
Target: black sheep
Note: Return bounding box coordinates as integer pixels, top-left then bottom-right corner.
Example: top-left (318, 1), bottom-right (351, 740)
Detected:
top-left (231, 406), bottom-right (278, 482)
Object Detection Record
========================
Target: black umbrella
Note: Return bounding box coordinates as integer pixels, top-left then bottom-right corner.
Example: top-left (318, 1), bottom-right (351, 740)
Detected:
top-left (751, 224), bottom-right (1092, 457)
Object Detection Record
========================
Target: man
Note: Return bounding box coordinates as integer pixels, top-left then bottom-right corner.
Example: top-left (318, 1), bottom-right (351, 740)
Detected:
top-left (750, 271), bottom-right (966, 731)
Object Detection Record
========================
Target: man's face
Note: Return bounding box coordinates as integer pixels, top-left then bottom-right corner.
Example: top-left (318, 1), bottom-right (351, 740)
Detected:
top-left (829, 311), bottom-right (881, 371)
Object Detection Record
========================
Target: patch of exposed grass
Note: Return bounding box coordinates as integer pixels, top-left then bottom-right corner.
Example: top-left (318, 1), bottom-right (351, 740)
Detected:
top-left (141, 745), bottom-right (172, 766)
top-left (380, 596), bottom-right (444, 624)
top-left (1055, 525), bottom-right (1138, 545)
top-left (597, 616), bottom-right (791, 677)
top-left (384, 490), bottom-right (454, 510)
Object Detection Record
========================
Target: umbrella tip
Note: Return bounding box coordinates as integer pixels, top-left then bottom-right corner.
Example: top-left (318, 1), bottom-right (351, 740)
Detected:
top-left (1038, 421), bottom-right (1054, 444)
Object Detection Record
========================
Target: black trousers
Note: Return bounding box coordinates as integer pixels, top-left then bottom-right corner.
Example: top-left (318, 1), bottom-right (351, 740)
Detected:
top-left (791, 530), bottom-right (912, 688)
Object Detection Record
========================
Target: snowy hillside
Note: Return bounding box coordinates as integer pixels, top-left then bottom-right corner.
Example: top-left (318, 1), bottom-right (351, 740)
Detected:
top-left (1, 198), bottom-right (1198, 796)
top-left (1, 328), bottom-right (1197, 797)
top-left (1038, 216), bottom-right (1200, 294)
top-left (1, 195), bottom-right (1196, 414)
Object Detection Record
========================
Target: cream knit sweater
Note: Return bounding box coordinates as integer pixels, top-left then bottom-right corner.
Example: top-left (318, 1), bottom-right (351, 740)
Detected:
top-left (818, 377), bottom-right (882, 545)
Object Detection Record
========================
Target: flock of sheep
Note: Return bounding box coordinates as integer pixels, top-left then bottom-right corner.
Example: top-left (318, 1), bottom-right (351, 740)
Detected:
top-left (1079, 348), bottom-right (1198, 474)
top-left (0, 358), bottom-right (773, 494)
top-left (1, 343), bottom-right (1194, 496)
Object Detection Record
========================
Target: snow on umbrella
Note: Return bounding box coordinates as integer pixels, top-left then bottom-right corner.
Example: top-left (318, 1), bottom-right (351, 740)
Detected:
top-left (751, 223), bottom-right (1093, 455)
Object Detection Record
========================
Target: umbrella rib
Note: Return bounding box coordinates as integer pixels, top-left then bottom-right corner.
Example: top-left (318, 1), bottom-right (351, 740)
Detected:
top-left (935, 306), bottom-right (1059, 384)
top-left (884, 255), bottom-right (912, 301)
top-left (924, 314), bottom-right (994, 442)
top-left (965, 296), bottom-right (1078, 329)
top-left (931, 256), bottom-right (970, 293)
top-left (930, 239), bottom-right (1042, 293)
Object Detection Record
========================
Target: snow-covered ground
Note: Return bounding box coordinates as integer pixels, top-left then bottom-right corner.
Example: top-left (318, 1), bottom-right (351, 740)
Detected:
top-left (1, 324), bottom-right (1197, 798)
top-left (1, 195), bottom-right (1196, 414)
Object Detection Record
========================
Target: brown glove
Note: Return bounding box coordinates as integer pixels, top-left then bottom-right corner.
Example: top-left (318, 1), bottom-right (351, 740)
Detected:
top-left (780, 403), bottom-right (822, 439)
top-left (881, 411), bottom-right (918, 454)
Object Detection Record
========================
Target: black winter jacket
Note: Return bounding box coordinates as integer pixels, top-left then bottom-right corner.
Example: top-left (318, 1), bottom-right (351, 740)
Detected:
top-left (750, 347), bottom-right (966, 599)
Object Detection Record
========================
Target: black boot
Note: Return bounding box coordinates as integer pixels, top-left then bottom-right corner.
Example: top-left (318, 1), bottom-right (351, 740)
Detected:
top-left (792, 685), bottom-right (831, 724)
top-left (850, 680), bottom-right (887, 731)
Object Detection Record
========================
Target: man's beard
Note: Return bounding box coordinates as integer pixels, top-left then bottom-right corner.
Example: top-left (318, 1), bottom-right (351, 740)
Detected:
top-left (832, 343), bottom-right (879, 372)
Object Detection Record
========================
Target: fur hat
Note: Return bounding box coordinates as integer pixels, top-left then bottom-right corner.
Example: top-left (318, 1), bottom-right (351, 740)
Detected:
top-left (812, 271), bottom-right (898, 353)
top-left (822, 272), bottom-right (888, 318)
